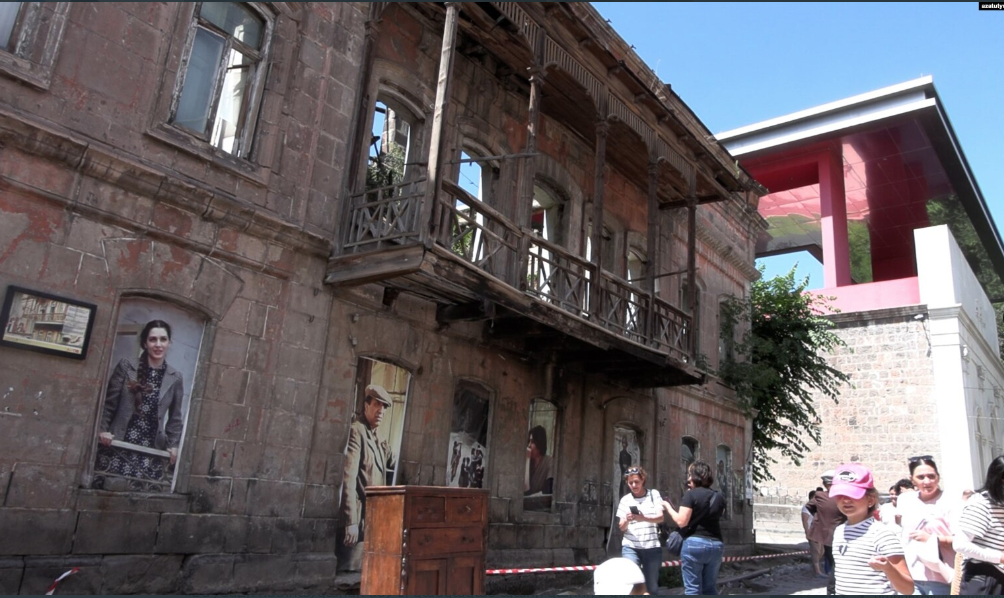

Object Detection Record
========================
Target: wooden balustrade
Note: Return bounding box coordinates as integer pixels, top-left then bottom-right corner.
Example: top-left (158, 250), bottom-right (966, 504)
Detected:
top-left (596, 271), bottom-right (650, 344)
top-left (336, 178), bottom-right (694, 364)
top-left (439, 180), bottom-right (521, 281)
top-left (344, 179), bottom-right (426, 253)
top-left (524, 230), bottom-right (593, 316)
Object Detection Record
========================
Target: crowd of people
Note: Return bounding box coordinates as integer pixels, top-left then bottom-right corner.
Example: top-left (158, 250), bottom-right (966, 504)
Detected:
top-left (598, 454), bottom-right (1004, 596)
top-left (798, 455), bottom-right (1004, 595)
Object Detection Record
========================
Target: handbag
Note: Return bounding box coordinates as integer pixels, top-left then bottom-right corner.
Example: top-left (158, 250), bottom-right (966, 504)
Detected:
top-left (665, 530), bottom-right (684, 556)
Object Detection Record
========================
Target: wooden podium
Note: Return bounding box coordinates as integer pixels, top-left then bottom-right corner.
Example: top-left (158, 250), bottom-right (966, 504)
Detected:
top-left (360, 485), bottom-right (489, 595)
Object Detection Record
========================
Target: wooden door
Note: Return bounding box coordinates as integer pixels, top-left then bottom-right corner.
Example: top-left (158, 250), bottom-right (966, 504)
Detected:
top-left (409, 558), bottom-right (448, 595)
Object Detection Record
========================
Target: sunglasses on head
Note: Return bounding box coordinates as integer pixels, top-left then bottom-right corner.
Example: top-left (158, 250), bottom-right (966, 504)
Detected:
top-left (908, 455), bottom-right (934, 464)
top-left (625, 467), bottom-right (641, 476)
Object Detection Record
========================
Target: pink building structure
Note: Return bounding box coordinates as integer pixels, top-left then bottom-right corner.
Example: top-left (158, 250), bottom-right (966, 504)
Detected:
top-left (719, 77), bottom-right (1004, 529)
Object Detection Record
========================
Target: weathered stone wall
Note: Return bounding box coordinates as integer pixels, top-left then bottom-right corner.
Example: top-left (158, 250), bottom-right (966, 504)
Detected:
top-left (756, 308), bottom-right (939, 504)
top-left (0, 2), bottom-right (757, 593)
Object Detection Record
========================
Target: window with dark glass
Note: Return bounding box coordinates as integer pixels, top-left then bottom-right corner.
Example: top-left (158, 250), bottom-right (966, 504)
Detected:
top-left (171, 3), bottom-right (269, 158)
top-left (0, 2), bottom-right (22, 51)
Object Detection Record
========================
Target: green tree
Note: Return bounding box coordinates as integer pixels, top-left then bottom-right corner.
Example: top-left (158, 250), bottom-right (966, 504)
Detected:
top-left (718, 266), bottom-right (850, 484)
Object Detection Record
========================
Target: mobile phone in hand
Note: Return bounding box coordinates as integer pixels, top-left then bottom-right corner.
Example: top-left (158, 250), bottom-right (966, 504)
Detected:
top-left (629, 506), bottom-right (641, 515)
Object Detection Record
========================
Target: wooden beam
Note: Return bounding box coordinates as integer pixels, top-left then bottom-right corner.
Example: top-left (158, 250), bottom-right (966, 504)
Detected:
top-left (659, 194), bottom-right (731, 210)
top-left (423, 2), bottom-right (461, 244)
top-left (436, 300), bottom-right (496, 323)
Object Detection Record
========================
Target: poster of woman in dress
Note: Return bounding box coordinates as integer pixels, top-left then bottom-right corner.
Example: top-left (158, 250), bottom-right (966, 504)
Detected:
top-left (446, 382), bottom-right (491, 488)
top-left (91, 299), bottom-right (205, 493)
top-left (336, 357), bottom-right (411, 572)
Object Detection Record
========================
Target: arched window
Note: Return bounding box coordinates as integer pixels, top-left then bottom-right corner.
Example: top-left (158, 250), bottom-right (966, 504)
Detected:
top-left (716, 445), bottom-right (733, 520)
top-left (718, 299), bottom-right (736, 368)
top-left (615, 426), bottom-right (642, 500)
top-left (524, 398), bottom-right (559, 512)
top-left (681, 436), bottom-right (699, 495)
top-left (89, 298), bottom-right (207, 493)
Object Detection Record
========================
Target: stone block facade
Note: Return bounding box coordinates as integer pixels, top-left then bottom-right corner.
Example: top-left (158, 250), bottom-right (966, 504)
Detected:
top-left (756, 307), bottom-right (940, 505)
top-left (0, 2), bottom-right (761, 593)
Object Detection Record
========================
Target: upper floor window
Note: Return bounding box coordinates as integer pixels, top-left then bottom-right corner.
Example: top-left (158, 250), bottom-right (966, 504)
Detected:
top-left (0, 3), bottom-right (22, 51)
top-left (170, 2), bottom-right (271, 158)
top-left (0, 2), bottom-right (69, 88)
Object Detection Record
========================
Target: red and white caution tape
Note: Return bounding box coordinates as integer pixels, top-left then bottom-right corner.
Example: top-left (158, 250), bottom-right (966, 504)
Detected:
top-left (486, 549), bottom-right (808, 576)
top-left (45, 568), bottom-right (79, 595)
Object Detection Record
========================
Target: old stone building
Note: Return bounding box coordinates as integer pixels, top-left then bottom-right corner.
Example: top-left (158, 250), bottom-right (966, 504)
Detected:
top-left (0, 2), bottom-right (763, 594)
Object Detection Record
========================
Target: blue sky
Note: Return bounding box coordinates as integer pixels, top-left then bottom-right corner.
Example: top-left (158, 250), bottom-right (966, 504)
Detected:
top-left (593, 2), bottom-right (1004, 288)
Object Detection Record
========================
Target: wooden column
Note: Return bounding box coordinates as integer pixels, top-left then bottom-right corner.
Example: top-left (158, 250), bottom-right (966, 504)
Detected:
top-left (588, 121), bottom-right (609, 319)
top-left (513, 61), bottom-right (543, 288)
top-left (423, 2), bottom-right (461, 246)
top-left (645, 161), bottom-right (659, 340)
top-left (686, 194), bottom-right (698, 357)
top-left (336, 14), bottom-right (381, 256)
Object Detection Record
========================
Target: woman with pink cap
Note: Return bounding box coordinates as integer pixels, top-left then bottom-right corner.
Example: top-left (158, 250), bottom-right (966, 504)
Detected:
top-left (829, 463), bottom-right (914, 595)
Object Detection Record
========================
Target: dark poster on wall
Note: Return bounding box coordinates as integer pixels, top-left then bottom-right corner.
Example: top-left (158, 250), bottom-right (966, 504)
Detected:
top-left (446, 383), bottom-right (490, 489)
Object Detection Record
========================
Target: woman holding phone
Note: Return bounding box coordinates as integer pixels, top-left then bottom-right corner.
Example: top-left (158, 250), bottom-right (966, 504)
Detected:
top-left (617, 465), bottom-right (664, 594)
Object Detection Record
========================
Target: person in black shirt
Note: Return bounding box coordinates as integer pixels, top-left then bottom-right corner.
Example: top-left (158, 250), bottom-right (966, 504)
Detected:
top-left (663, 461), bottom-right (725, 595)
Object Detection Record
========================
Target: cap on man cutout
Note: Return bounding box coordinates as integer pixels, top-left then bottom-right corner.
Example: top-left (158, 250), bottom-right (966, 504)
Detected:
top-left (828, 464), bottom-right (874, 500)
top-left (365, 384), bottom-right (392, 407)
top-left (821, 469), bottom-right (836, 482)
top-left (594, 557), bottom-right (646, 595)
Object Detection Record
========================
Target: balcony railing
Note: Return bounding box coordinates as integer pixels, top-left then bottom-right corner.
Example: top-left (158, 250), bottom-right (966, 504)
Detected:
top-left (440, 180), bottom-right (520, 282)
top-left (525, 233), bottom-right (592, 316)
top-left (344, 179), bottom-right (426, 254)
top-left (597, 271), bottom-right (649, 345)
top-left (335, 180), bottom-right (693, 362)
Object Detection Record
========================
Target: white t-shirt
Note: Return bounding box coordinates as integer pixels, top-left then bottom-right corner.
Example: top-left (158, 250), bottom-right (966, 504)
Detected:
top-left (877, 502), bottom-right (900, 535)
top-left (802, 504), bottom-right (814, 530)
top-left (957, 492), bottom-right (1004, 573)
top-left (897, 490), bottom-right (960, 582)
top-left (617, 489), bottom-right (663, 549)
top-left (832, 516), bottom-right (904, 595)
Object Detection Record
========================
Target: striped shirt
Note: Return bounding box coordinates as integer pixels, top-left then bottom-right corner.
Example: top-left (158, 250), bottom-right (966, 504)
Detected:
top-left (832, 516), bottom-right (904, 595)
top-left (617, 489), bottom-right (663, 549)
top-left (958, 492), bottom-right (1004, 573)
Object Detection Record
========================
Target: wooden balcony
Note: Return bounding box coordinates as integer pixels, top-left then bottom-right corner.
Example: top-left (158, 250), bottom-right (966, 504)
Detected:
top-left (326, 180), bottom-right (701, 388)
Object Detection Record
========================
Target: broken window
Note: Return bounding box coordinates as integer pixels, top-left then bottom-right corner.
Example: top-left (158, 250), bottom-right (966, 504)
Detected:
top-left (524, 399), bottom-right (559, 512)
top-left (171, 2), bottom-right (271, 158)
top-left (367, 100), bottom-right (412, 189)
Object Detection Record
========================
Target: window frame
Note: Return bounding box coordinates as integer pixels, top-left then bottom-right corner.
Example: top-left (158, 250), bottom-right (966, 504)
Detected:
top-left (0, 2), bottom-right (69, 89)
top-left (168, 2), bottom-right (274, 160)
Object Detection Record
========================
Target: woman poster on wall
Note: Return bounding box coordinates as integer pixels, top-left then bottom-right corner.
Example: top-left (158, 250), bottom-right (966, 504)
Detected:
top-left (445, 381), bottom-right (491, 489)
top-left (90, 299), bottom-right (205, 493)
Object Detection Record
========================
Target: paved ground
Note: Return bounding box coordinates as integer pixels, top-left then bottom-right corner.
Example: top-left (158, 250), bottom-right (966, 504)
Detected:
top-left (549, 541), bottom-right (827, 596)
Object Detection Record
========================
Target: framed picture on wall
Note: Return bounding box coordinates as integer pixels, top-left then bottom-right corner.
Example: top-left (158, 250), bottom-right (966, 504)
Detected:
top-left (0, 285), bottom-right (97, 360)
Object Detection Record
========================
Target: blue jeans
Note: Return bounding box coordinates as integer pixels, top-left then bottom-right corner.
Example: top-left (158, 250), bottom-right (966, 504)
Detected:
top-left (680, 536), bottom-right (724, 595)
top-left (622, 545), bottom-right (662, 594)
top-left (913, 580), bottom-right (951, 595)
